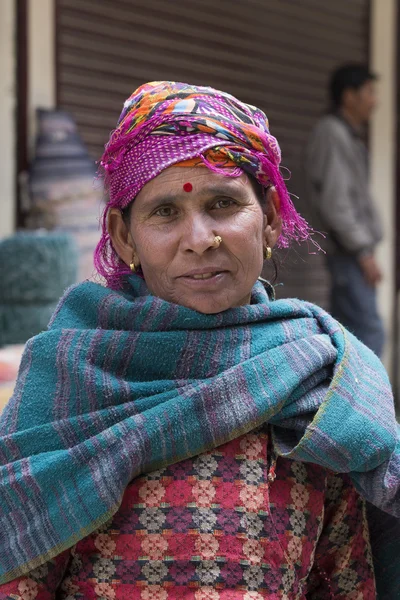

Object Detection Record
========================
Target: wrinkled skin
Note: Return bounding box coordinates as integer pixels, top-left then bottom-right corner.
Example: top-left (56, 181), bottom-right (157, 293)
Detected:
top-left (108, 167), bottom-right (281, 314)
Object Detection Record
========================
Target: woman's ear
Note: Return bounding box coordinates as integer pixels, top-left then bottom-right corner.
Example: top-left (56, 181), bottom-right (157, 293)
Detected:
top-left (108, 208), bottom-right (136, 267)
top-left (263, 186), bottom-right (282, 248)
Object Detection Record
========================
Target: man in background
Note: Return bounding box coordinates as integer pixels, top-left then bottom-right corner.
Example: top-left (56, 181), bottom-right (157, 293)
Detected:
top-left (306, 64), bottom-right (384, 357)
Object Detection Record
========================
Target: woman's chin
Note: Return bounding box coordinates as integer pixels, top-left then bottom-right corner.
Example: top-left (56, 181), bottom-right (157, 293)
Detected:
top-left (177, 291), bottom-right (251, 314)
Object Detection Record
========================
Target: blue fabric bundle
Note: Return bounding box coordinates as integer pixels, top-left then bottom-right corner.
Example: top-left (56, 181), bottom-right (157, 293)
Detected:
top-left (0, 232), bottom-right (78, 345)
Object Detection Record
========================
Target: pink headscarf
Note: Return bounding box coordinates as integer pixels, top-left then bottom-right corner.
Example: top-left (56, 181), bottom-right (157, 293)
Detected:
top-left (95, 81), bottom-right (311, 288)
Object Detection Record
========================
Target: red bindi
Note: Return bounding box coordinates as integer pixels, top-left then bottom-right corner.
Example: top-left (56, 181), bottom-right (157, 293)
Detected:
top-left (183, 182), bottom-right (193, 192)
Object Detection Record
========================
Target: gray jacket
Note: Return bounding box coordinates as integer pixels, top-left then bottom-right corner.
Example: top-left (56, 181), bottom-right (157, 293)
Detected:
top-left (306, 114), bottom-right (383, 256)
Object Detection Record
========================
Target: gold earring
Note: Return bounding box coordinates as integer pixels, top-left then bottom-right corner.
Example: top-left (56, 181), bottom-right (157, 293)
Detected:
top-left (264, 246), bottom-right (272, 260)
top-left (129, 255), bottom-right (137, 273)
top-left (213, 235), bottom-right (222, 248)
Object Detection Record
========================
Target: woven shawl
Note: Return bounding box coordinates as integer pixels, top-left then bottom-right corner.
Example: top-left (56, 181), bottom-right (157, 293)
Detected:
top-left (0, 277), bottom-right (398, 584)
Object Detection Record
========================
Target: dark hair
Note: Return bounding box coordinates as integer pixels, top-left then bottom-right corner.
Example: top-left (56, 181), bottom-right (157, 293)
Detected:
top-left (330, 64), bottom-right (377, 110)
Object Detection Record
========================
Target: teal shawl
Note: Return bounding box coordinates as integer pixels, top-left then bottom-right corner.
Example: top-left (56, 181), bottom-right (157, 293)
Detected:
top-left (0, 277), bottom-right (398, 585)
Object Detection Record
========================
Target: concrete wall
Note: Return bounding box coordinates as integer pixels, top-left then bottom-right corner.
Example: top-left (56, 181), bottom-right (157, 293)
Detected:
top-left (0, 0), bottom-right (56, 240)
top-left (0, 0), bottom-right (16, 239)
top-left (370, 0), bottom-right (397, 375)
top-left (28, 0), bottom-right (56, 151)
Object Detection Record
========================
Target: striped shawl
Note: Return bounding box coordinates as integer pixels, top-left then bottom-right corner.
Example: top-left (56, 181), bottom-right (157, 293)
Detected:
top-left (0, 277), bottom-right (398, 584)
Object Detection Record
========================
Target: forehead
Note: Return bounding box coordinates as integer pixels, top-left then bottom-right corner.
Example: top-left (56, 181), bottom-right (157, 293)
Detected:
top-left (137, 166), bottom-right (252, 197)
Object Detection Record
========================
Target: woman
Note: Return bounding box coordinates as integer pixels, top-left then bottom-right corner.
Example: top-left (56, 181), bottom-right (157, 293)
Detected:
top-left (0, 81), bottom-right (398, 599)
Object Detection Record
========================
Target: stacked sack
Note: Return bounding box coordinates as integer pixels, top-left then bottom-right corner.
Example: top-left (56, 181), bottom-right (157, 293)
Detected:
top-left (0, 232), bottom-right (78, 346)
top-left (28, 109), bottom-right (102, 281)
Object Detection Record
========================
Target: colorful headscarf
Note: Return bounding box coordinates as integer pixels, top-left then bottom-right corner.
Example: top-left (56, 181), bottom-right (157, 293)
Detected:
top-left (95, 81), bottom-right (311, 288)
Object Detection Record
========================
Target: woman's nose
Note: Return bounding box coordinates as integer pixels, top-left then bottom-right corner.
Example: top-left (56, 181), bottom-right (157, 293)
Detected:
top-left (180, 217), bottom-right (217, 254)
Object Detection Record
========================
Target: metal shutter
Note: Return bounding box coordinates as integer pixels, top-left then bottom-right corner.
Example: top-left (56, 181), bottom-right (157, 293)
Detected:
top-left (56, 0), bottom-right (370, 306)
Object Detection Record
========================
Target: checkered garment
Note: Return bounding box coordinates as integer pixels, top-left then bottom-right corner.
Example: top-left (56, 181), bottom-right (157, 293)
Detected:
top-left (0, 429), bottom-right (376, 598)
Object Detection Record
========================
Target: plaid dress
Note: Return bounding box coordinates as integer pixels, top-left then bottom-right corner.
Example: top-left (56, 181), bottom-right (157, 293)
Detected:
top-left (0, 429), bottom-right (375, 599)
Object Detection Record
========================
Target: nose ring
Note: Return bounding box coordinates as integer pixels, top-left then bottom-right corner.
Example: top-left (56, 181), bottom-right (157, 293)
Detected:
top-left (213, 235), bottom-right (222, 248)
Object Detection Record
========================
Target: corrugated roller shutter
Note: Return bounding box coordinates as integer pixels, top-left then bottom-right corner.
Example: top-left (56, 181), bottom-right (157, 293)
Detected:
top-left (56, 0), bottom-right (369, 307)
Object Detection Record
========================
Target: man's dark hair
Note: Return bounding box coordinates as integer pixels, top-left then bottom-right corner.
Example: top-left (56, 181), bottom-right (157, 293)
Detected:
top-left (330, 64), bottom-right (377, 110)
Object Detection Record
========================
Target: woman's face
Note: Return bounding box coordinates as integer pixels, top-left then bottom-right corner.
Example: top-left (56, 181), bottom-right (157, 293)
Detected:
top-left (109, 167), bottom-right (281, 313)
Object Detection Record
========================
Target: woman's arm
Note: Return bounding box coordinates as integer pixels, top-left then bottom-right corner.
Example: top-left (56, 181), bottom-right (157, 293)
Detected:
top-left (306, 472), bottom-right (376, 599)
top-left (0, 549), bottom-right (70, 600)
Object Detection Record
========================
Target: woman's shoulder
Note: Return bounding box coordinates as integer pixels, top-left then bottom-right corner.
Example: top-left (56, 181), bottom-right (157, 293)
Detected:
top-left (48, 279), bottom-right (130, 331)
top-left (267, 293), bottom-right (333, 324)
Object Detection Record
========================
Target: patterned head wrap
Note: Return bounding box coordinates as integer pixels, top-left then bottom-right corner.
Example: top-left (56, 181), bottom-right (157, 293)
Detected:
top-left (95, 81), bottom-right (310, 287)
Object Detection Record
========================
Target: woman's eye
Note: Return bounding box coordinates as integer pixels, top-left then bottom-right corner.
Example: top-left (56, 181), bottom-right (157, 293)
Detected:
top-left (154, 206), bottom-right (175, 217)
top-left (214, 198), bottom-right (236, 209)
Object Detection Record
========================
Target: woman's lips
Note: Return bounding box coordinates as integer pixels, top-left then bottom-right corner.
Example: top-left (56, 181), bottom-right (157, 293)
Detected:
top-left (180, 267), bottom-right (228, 277)
top-left (179, 271), bottom-right (228, 286)
top-left (188, 272), bottom-right (220, 280)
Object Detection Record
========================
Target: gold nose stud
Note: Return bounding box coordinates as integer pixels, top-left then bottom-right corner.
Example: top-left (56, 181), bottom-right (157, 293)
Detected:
top-left (213, 235), bottom-right (222, 248)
